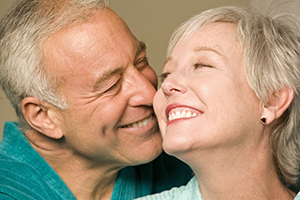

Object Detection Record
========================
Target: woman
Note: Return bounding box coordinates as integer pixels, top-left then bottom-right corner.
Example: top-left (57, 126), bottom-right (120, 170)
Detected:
top-left (136, 6), bottom-right (300, 200)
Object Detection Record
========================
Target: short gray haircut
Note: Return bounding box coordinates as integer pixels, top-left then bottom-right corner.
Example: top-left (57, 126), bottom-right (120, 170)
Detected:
top-left (167, 6), bottom-right (300, 185)
top-left (0, 0), bottom-right (108, 132)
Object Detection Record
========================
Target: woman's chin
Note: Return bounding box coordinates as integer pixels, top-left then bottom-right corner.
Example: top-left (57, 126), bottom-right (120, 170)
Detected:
top-left (162, 139), bottom-right (193, 157)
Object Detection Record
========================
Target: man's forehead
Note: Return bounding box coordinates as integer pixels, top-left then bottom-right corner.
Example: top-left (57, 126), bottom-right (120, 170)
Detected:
top-left (42, 7), bottom-right (146, 82)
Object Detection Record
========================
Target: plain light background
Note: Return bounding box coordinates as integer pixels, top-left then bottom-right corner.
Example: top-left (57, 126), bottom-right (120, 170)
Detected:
top-left (1, 0), bottom-right (299, 139)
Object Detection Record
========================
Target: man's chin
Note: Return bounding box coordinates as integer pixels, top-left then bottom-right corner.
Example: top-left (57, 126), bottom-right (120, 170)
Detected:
top-left (131, 140), bottom-right (163, 166)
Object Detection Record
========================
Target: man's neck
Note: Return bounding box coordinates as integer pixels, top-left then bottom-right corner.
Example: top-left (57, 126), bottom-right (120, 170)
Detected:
top-left (26, 130), bottom-right (121, 200)
top-left (56, 162), bottom-right (119, 200)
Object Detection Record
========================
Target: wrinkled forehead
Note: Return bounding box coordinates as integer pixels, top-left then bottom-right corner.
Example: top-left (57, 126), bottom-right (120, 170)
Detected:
top-left (42, 7), bottom-right (139, 81)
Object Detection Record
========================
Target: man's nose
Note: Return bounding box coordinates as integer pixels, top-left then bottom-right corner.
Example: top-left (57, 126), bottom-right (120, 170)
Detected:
top-left (126, 68), bottom-right (157, 107)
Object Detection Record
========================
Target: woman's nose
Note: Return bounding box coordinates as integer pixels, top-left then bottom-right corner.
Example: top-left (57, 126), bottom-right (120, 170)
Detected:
top-left (160, 73), bottom-right (187, 98)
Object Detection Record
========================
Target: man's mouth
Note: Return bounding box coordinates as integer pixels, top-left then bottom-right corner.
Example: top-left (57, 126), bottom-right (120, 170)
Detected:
top-left (122, 115), bottom-right (154, 128)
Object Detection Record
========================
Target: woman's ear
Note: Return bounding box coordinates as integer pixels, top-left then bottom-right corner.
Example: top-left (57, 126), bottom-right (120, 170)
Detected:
top-left (21, 97), bottom-right (64, 139)
top-left (261, 87), bottom-right (294, 125)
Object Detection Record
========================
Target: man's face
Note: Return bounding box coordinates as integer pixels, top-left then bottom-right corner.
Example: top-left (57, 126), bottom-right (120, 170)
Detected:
top-left (43, 8), bottom-right (162, 167)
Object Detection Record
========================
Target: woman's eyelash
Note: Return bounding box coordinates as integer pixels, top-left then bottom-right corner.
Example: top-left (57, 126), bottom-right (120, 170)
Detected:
top-left (159, 72), bottom-right (170, 82)
top-left (193, 63), bottom-right (212, 68)
top-left (159, 63), bottom-right (212, 82)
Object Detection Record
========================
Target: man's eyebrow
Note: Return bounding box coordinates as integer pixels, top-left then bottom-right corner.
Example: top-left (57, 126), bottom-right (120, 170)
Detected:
top-left (93, 67), bottom-right (122, 90)
top-left (135, 41), bottom-right (146, 58)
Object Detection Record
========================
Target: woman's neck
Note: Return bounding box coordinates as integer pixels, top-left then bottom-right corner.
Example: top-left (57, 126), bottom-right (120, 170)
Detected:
top-left (179, 133), bottom-right (296, 200)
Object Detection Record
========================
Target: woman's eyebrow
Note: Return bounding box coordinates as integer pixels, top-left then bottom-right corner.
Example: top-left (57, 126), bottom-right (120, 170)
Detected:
top-left (193, 46), bottom-right (223, 57)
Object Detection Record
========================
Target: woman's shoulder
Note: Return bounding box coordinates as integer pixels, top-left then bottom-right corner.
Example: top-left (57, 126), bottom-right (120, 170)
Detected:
top-left (294, 192), bottom-right (300, 200)
top-left (135, 176), bottom-right (202, 200)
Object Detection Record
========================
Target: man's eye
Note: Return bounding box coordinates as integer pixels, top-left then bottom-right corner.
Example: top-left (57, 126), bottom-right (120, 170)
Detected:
top-left (159, 72), bottom-right (170, 83)
top-left (135, 57), bottom-right (149, 70)
top-left (103, 78), bottom-right (122, 93)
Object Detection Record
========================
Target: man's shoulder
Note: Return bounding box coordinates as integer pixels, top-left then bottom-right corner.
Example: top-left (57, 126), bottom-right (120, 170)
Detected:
top-left (0, 122), bottom-right (49, 186)
top-left (0, 148), bottom-right (70, 200)
top-left (0, 153), bottom-right (54, 199)
top-left (0, 122), bottom-right (75, 200)
top-left (0, 122), bottom-right (46, 184)
top-left (0, 152), bottom-right (41, 178)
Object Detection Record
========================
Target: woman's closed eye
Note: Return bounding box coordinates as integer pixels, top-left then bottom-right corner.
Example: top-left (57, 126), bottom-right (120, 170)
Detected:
top-left (159, 72), bottom-right (170, 83)
top-left (193, 62), bottom-right (213, 69)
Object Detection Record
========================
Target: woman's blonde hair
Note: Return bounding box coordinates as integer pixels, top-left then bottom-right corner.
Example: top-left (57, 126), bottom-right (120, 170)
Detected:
top-left (167, 6), bottom-right (300, 185)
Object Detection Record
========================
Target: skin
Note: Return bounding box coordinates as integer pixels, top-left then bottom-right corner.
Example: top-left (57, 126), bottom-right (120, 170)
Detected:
top-left (22, 8), bottom-right (162, 200)
top-left (154, 22), bottom-right (295, 199)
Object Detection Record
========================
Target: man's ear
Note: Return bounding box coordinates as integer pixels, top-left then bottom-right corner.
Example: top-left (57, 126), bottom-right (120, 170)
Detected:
top-left (261, 87), bottom-right (295, 125)
top-left (21, 97), bottom-right (64, 139)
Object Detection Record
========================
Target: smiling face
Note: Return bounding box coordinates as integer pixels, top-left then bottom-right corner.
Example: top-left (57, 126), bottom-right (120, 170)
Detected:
top-left (154, 22), bottom-right (263, 158)
top-left (43, 8), bottom-right (162, 167)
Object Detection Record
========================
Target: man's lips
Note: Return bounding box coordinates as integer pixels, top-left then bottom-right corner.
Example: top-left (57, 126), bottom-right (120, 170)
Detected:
top-left (166, 103), bottom-right (203, 122)
top-left (120, 114), bottom-right (154, 128)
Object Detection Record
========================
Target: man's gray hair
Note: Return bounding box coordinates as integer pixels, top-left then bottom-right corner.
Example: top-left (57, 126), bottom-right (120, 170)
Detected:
top-left (0, 0), bottom-right (108, 132)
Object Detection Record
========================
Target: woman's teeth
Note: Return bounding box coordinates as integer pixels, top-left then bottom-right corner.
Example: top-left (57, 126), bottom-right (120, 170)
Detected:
top-left (168, 110), bottom-right (198, 121)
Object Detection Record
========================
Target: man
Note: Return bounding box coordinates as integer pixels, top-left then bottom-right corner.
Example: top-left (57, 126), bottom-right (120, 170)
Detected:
top-left (0, 0), bottom-right (192, 199)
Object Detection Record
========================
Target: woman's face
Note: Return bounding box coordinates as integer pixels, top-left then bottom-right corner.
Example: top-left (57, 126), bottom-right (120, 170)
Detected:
top-left (154, 22), bottom-right (263, 157)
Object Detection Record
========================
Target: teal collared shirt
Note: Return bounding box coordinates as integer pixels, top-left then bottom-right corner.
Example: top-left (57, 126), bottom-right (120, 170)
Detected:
top-left (0, 121), bottom-right (192, 199)
top-left (0, 122), bottom-right (76, 200)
